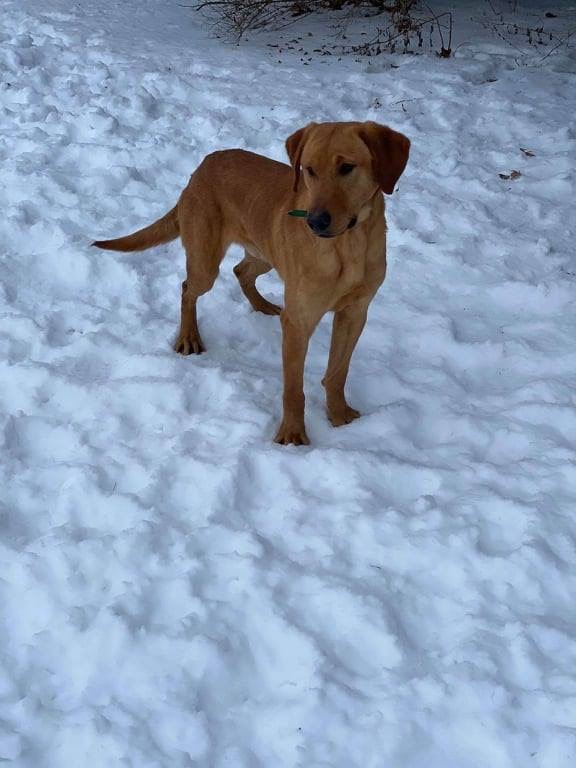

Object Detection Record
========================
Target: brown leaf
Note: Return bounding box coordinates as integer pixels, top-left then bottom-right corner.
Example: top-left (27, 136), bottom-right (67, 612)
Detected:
top-left (510, 170), bottom-right (522, 179)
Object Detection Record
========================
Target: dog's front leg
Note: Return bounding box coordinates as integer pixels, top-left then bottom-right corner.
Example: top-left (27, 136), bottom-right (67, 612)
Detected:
top-left (274, 310), bottom-right (318, 446)
top-left (322, 298), bottom-right (371, 427)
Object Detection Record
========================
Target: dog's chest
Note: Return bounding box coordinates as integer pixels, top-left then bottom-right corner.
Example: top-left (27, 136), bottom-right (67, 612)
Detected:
top-left (328, 252), bottom-right (369, 310)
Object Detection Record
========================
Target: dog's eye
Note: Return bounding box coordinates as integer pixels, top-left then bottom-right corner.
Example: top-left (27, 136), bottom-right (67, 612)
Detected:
top-left (339, 163), bottom-right (355, 176)
top-left (306, 166), bottom-right (316, 178)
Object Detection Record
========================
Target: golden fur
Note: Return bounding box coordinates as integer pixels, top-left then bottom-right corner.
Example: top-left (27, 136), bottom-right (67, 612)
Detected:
top-left (93, 121), bottom-right (410, 445)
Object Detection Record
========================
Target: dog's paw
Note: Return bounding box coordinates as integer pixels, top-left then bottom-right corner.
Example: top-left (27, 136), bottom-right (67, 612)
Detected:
top-left (328, 406), bottom-right (361, 428)
top-left (256, 300), bottom-right (282, 316)
top-left (174, 334), bottom-right (205, 355)
top-left (274, 419), bottom-right (310, 446)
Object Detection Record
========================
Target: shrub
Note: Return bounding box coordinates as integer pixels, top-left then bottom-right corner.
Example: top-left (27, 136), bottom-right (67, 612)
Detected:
top-left (194, 1), bottom-right (419, 41)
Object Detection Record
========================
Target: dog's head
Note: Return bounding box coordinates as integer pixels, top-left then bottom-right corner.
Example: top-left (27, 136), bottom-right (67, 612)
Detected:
top-left (286, 121), bottom-right (410, 238)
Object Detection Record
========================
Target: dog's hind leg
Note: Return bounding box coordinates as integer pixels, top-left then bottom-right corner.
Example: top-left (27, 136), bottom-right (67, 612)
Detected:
top-left (174, 207), bottom-right (227, 356)
top-left (174, 277), bottom-right (208, 355)
top-left (233, 251), bottom-right (281, 316)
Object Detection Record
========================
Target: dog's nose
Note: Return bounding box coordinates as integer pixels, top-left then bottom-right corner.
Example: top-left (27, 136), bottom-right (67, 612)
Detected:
top-left (307, 210), bottom-right (332, 234)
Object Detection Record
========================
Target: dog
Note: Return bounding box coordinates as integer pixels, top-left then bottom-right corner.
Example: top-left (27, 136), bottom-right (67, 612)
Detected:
top-left (93, 121), bottom-right (410, 445)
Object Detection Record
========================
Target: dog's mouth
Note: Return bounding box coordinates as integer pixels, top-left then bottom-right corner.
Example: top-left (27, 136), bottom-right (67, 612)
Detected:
top-left (315, 216), bottom-right (358, 239)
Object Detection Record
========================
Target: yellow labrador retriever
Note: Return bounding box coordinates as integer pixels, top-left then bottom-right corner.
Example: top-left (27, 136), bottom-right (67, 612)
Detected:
top-left (93, 121), bottom-right (410, 445)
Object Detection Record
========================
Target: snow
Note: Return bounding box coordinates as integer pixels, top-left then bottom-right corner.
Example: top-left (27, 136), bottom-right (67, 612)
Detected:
top-left (2, 0), bottom-right (576, 765)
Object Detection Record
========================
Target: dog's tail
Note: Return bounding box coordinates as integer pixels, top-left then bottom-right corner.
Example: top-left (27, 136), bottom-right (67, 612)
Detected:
top-left (92, 205), bottom-right (179, 252)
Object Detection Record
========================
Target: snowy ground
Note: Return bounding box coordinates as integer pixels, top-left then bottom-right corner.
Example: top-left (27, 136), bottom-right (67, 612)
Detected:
top-left (2, 0), bottom-right (576, 765)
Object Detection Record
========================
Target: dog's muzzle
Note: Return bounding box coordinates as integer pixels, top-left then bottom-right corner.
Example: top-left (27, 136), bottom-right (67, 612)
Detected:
top-left (307, 210), bottom-right (332, 235)
top-left (309, 213), bottom-right (359, 238)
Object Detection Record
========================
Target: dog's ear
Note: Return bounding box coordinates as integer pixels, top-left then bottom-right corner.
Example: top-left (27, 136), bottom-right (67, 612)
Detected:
top-left (359, 122), bottom-right (410, 195)
top-left (285, 123), bottom-right (315, 192)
